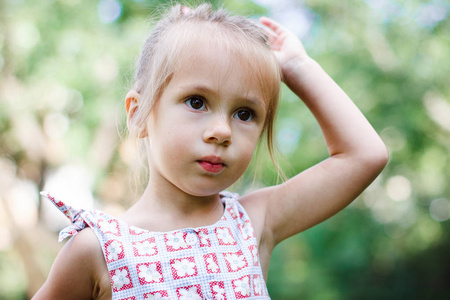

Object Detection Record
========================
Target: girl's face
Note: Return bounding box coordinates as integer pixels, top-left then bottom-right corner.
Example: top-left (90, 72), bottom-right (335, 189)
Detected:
top-left (144, 42), bottom-right (267, 197)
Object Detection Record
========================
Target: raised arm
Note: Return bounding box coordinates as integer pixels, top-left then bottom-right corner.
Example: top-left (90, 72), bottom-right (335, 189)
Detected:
top-left (242, 17), bottom-right (388, 249)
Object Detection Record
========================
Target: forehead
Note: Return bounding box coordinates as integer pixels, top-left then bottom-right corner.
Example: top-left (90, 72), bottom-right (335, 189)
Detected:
top-left (162, 23), bottom-right (279, 104)
top-left (174, 43), bottom-right (264, 104)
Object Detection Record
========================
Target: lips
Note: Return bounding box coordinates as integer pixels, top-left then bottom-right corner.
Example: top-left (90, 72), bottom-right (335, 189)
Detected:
top-left (198, 156), bottom-right (225, 173)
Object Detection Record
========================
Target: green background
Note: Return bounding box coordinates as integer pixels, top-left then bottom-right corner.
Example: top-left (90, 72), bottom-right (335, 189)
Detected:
top-left (0, 0), bottom-right (449, 299)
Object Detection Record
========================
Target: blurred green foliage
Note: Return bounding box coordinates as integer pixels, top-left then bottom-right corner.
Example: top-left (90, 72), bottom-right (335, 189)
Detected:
top-left (0, 0), bottom-right (449, 299)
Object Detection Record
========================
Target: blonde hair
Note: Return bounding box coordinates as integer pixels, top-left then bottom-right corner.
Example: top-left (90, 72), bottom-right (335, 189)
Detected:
top-left (130, 3), bottom-right (283, 185)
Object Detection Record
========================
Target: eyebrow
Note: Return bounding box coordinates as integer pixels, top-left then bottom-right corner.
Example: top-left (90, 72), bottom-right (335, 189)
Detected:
top-left (188, 85), bottom-right (215, 95)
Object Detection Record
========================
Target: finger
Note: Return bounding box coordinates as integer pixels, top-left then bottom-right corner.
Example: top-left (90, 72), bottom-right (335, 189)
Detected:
top-left (181, 6), bottom-right (191, 14)
top-left (259, 23), bottom-right (277, 40)
top-left (266, 31), bottom-right (279, 48)
top-left (259, 17), bottom-right (280, 47)
top-left (259, 16), bottom-right (285, 34)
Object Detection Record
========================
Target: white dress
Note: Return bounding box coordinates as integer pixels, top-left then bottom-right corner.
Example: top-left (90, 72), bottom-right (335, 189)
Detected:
top-left (41, 191), bottom-right (271, 300)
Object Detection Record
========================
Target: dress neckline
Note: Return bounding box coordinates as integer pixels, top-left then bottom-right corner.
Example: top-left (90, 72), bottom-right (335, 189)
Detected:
top-left (95, 191), bottom-right (239, 235)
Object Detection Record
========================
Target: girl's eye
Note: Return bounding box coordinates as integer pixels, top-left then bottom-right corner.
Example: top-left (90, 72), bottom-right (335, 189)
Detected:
top-left (234, 109), bottom-right (254, 121)
top-left (186, 97), bottom-right (206, 110)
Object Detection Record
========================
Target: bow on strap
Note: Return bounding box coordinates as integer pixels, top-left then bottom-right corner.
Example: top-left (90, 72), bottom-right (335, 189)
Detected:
top-left (40, 191), bottom-right (88, 242)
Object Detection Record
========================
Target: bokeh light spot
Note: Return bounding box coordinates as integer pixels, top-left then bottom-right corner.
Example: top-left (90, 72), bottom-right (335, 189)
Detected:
top-left (415, 1), bottom-right (449, 28)
top-left (429, 198), bottom-right (450, 222)
top-left (0, 54), bottom-right (4, 72)
top-left (98, 0), bottom-right (123, 23)
top-left (386, 175), bottom-right (411, 202)
top-left (423, 91), bottom-right (450, 131)
top-left (277, 118), bottom-right (302, 155)
top-left (94, 55), bottom-right (119, 83)
top-left (380, 127), bottom-right (406, 152)
top-left (43, 113), bottom-right (70, 139)
top-left (11, 22), bottom-right (40, 53)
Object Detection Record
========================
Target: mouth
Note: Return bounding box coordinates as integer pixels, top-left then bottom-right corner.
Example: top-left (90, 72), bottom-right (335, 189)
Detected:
top-left (197, 156), bottom-right (225, 174)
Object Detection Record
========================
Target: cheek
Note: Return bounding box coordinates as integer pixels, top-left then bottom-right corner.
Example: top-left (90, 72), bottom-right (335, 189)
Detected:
top-left (159, 121), bottom-right (198, 157)
top-left (236, 134), bottom-right (260, 165)
top-left (153, 126), bottom-right (191, 157)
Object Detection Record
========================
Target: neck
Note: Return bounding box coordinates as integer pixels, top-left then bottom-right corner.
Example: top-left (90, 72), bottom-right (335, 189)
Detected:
top-left (144, 179), bottom-right (222, 215)
top-left (122, 177), bottom-right (224, 232)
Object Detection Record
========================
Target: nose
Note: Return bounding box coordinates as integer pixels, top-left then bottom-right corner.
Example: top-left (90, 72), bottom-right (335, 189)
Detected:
top-left (203, 116), bottom-right (232, 146)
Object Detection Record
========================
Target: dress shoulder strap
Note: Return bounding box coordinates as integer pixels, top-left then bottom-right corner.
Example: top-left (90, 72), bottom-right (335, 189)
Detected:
top-left (40, 191), bottom-right (98, 242)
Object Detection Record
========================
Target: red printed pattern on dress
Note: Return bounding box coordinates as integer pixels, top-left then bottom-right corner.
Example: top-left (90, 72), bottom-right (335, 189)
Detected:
top-left (227, 205), bottom-right (244, 220)
top-left (176, 284), bottom-right (203, 300)
top-left (144, 290), bottom-right (169, 299)
top-left (232, 275), bottom-right (251, 298)
top-left (132, 237), bottom-right (158, 257)
top-left (203, 253), bottom-right (221, 274)
top-left (164, 231), bottom-right (192, 252)
top-left (223, 250), bottom-right (248, 273)
top-left (43, 191), bottom-right (269, 299)
top-left (210, 281), bottom-right (227, 300)
top-left (196, 228), bottom-right (211, 247)
top-left (98, 219), bottom-right (121, 236)
top-left (170, 256), bottom-right (198, 280)
top-left (227, 206), bottom-right (239, 220)
top-left (238, 220), bottom-right (255, 240)
top-left (253, 274), bottom-right (264, 296)
top-left (215, 227), bottom-right (236, 245)
top-left (104, 239), bottom-right (125, 263)
top-left (129, 226), bottom-right (147, 236)
top-left (110, 266), bottom-right (133, 292)
top-left (248, 244), bottom-right (259, 266)
top-left (45, 194), bottom-right (63, 208)
top-left (136, 262), bottom-right (164, 285)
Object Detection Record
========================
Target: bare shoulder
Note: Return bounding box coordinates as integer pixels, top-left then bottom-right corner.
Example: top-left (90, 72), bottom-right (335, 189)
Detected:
top-left (239, 186), bottom-right (279, 276)
top-left (32, 228), bottom-right (111, 300)
top-left (239, 186), bottom-right (277, 241)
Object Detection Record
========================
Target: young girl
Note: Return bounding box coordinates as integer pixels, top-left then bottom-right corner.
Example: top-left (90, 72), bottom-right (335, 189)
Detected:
top-left (33, 4), bottom-right (387, 300)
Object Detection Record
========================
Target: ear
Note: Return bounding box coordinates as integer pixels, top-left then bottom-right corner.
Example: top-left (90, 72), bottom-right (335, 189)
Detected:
top-left (125, 90), bottom-right (148, 138)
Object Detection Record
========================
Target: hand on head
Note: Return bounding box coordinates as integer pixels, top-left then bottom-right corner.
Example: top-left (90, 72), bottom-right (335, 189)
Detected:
top-left (259, 17), bottom-right (309, 76)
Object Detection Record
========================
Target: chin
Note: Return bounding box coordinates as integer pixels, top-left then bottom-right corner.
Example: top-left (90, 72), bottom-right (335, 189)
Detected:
top-left (181, 182), bottom-right (231, 198)
top-left (185, 188), bottom-right (225, 198)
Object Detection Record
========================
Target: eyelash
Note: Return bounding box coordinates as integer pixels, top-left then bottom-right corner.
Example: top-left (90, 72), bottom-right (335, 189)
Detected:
top-left (184, 96), bottom-right (257, 122)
